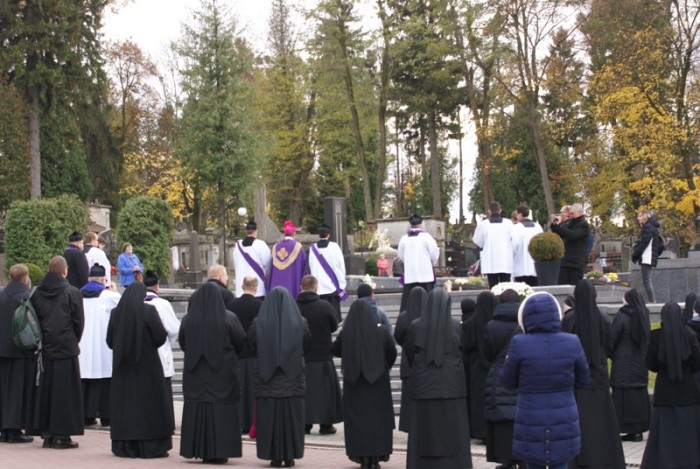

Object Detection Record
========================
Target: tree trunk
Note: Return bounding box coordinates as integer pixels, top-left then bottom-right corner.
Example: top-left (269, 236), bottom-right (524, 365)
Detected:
top-left (527, 95), bottom-right (555, 217)
top-left (340, 43), bottom-right (374, 221)
top-left (374, 0), bottom-right (391, 219)
top-left (28, 84), bottom-right (41, 199)
top-left (428, 109), bottom-right (441, 218)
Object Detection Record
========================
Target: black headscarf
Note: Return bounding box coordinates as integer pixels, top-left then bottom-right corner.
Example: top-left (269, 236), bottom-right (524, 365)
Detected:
top-left (473, 291), bottom-right (497, 368)
top-left (460, 298), bottom-right (476, 322)
top-left (184, 282), bottom-right (226, 371)
top-left (659, 301), bottom-right (691, 381)
top-left (684, 293), bottom-right (697, 324)
top-left (414, 288), bottom-right (453, 366)
top-left (574, 279), bottom-right (604, 368)
top-left (111, 282), bottom-right (146, 366)
top-left (624, 289), bottom-right (650, 350)
top-left (341, 300), bottom-right (386, 385)
top-left (406, 286), bottom-right (428, 325)
top-left (256, 287), bottom-right (305, 382)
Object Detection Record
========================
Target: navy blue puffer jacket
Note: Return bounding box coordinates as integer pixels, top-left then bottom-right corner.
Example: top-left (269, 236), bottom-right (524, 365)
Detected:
top-left (501, 292), bottom-right (590, 466)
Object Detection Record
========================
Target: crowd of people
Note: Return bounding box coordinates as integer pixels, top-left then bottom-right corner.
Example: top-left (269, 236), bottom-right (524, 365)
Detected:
top-left (0, 213), bottom-right (686, 469)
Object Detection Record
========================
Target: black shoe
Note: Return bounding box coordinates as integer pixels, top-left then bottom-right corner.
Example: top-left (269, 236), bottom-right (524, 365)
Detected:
top-left (52, 437), bottom-right (79, 449)
top-left (270, 461), bottom-right (283, 468)
top-left (84, 418), bottom-right (97, 427)
top-left (42, 438), bottom-right (54, 448)
top-left (319, 425), bottom-right (336, 435)
top-left (6, 433), bottom-right (33, 443)
top-left (621, 433), bottom-right (643, 442)
top-left (203, 458), bottom-right (228, 464)
top-left (284, 460), bottom-right (295, 467)
top-left (100, 419), bottom-right (110, 427)
top-left (0, 432), bottom-right (5, 442)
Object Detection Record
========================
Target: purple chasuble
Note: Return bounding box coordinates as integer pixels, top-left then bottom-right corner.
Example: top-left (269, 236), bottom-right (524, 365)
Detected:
top-left (267, 238), bottom-right (307, 299)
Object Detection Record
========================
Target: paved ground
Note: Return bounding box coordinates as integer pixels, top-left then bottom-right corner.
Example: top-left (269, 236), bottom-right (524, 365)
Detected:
top-left (0, 421), bottom-right (646, 468)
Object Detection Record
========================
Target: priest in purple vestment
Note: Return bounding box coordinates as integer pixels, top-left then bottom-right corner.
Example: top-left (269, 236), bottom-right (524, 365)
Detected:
top-left (267, 221), bottom-right (308, 299)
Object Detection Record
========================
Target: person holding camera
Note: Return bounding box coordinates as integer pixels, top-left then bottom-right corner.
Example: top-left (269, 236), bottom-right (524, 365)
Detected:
top-left (551, 203), bottom-right (590, 285)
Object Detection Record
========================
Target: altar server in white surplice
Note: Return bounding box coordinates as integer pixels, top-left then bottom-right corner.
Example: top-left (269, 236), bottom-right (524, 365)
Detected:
top-left (473, 201), bottom-right (514, 289)
top-left (79, 263), bottom-right (121, 427)
top-left (143, 270), bottom-right (180, 421)
top-left (511, 205), bottom-right (543, 286)
top-left (398, 214), bottom-right (439, 312)
top-left (308, 223), bottom-right (347, 321)
top-left (233, 221), bottom-right (272, 298)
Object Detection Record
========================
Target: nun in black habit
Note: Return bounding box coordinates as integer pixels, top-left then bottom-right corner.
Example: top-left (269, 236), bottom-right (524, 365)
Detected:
top-left (107, 282), bottom-right (173, 458)
top-left (642, 302), bottom-right (700, 469)
top-left (404, 287), bottom-right (472, 469)
top-left (610, 289), bottom-right (651, 441)
top-left (333, 300), bottom-right (397, 468)
top-left (462, 290), bottom-right (497, 440)
top-left (393, 286), bottom-right (427, 433)
top-left (179, 282), bottom-right (247, 464)
top-left (562, 279), bottom-right (625, 469)
top-left (249, 287), bottom-right (310, 468)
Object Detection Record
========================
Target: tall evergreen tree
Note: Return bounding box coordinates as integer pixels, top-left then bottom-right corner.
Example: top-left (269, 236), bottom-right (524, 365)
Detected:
top-left (174, 0), bottom-right (261, 232)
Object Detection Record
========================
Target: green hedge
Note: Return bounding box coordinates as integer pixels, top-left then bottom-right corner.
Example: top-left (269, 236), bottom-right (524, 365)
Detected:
top-left (5, 195), bottom-right (89, 273)
top-left (117, 196), bottom-right (174, 279)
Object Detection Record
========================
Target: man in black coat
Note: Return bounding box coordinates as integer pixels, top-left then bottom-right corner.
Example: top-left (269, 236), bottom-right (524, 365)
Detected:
top-left (551, 203), bottom-right (590, 285)
top-left (0, 264), bottom-right (35, 443)
top-left (63, 231), bottom-right (89, 289)
top-left (31, 256), bottom-right (85, 449)
top-left (230, 275), bottom-right (263, 434)
top-left (296, 275), bottom-right (343, 435)
top-left (191, 264), bottom-right (236, 312)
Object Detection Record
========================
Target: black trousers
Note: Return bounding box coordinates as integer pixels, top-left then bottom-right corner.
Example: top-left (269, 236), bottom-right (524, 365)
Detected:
top-left (486, 273), bottom-right (510, 289)
top-left (558, 266), bottom-right (583, 285)
top-left (514, 275), bottom-right (538, 287)
top-left (400, 282), bottom-right (435, 312)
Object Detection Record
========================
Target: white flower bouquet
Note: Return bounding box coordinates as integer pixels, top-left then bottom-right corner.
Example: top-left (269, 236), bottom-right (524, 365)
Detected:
top-left (490, 282), bottom-right (534, 300)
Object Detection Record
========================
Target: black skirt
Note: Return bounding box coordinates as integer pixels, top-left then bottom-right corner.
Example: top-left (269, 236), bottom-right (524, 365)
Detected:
top-left (239, 357), bottom-right (256, 432)
top-left (486, 420), bottom-right (520, 465)
top-left (398, 377), bottom-right (413, 433)
top-left (82, 378), bottom-right (111, 420)
top-left (611, 387), bottom-right (650, 434)
top-left (112, 437), bottom-right (172, 458)
top-left (255, 397), bottom-right (305, 462)
top-left (31, 357), bottom-right (84, 437)
top-left (642, 404), bottom-right (700, 469)
top-left (0, 356), bottom-right (35, 430)
top-left (180, 401), bottom-right (242, 460)
top-left (304, 360), bottom-right (343, 425)
top-left (406, 398), bottom-right (472, 469)
top-left (569, 388), bottom-right (626, 469)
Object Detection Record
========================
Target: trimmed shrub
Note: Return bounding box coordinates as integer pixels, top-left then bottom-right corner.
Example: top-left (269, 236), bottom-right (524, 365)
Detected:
top-left (26, 263), bottom-right (45, 287)
top-left (365, 254), bottom-right (379, 276)
top-left (528, 232), bottom-right (565, 261)
top-left (5, 195), bottom-right (89, 272)
top-left (117, 196), bottom-right (174, 279)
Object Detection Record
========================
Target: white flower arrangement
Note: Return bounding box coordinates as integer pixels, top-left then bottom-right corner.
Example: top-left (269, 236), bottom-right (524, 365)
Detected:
top-left (454, 277), bottom-right (486, 287)
top-left (362, 274), bottom-right (377, 290)
top-left (490, 282), bottom-right (534, 300)
top-left (368, 228), bottom-right (392, 251)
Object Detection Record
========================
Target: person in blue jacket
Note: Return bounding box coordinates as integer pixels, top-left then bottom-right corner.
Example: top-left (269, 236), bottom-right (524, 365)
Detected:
top-left (500, 292), bottom-right (590, 469)
top-left (117, 243), bottom-right (144, 287)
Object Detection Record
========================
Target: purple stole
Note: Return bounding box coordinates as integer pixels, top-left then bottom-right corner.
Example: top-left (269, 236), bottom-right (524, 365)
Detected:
top-left (236, 241), bottom-right (267, 284)
top-left (311, 244), bottom-right (348, 301)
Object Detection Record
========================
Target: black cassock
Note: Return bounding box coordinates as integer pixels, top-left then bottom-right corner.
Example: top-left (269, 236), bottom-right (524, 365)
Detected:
top-left (332, 300), bottom-right (397, 466)
top-left (179, 282), bottom-right (247, 461)
top-left (107, 283), bottom-right (173, 458)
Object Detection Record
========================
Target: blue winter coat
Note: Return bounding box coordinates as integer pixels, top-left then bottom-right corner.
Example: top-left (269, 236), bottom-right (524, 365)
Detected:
top-left (500, 293), bottom-right (590, 466)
